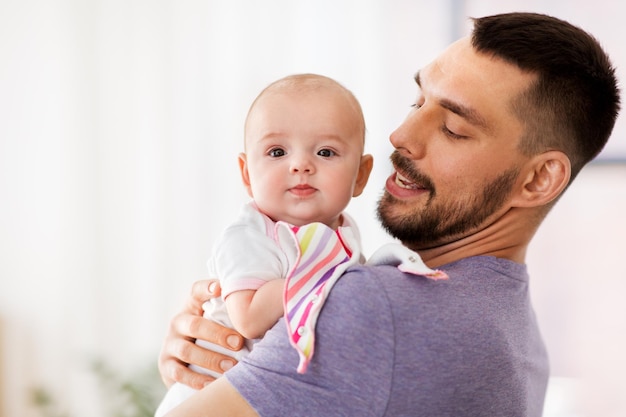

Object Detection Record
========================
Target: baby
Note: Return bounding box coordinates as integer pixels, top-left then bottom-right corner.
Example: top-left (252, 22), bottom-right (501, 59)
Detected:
top-left (155, 73), bottom-right (445, 417)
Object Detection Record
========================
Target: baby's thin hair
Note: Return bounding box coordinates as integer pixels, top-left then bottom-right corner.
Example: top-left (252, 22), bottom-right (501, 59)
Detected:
top-left (244, 73), bottom-right (366, 143)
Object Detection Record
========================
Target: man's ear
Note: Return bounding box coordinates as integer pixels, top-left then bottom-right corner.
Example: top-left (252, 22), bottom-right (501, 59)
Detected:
top-left (352, 154), bottom-right (374, 197)
top-left (512, 150), bottom-right (571, 208)
top-left (238, 153), bottom-right (254, 198)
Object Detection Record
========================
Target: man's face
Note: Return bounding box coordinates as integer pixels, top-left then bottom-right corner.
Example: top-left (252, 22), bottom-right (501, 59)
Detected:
top-left (377, 37), bottom-right (537, 250)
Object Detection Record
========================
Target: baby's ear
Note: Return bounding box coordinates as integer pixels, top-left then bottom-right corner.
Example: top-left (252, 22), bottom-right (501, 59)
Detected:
top-left (512, 150), bottom-right (571, 208)
top-left (238, 153), bottom-right (254, 198)
top-left (352, 154), bottom-right (374, 197)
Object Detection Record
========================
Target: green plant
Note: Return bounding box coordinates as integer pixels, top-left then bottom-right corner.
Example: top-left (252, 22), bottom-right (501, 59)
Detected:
top-left (30, 386), bottom-right (71, 417)
top-left (30, 357), bottom-right (166, 417)
top-left (90, 358), bottom-right (165, 417)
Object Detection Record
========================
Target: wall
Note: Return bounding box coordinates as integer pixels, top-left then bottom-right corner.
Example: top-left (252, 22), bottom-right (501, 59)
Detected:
top-left (1, 1), bottom-right (624, 416)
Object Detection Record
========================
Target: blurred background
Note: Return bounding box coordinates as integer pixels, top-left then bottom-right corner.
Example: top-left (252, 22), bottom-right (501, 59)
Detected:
top-left (1, 0), bottom-right (625, 416)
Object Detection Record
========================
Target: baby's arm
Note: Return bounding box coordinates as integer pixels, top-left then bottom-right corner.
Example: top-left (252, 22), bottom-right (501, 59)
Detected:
top-left (224, 279), bottom-right (285, 339)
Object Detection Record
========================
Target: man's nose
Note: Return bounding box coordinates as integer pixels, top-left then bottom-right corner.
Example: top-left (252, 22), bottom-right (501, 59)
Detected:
top-left (389, 108), bottom-right (432, 159)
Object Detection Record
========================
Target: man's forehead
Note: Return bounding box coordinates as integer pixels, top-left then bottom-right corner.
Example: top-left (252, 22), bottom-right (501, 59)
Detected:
top-left (418, 37), bottom-right (535, 102)
top-left (420, 37), bottom-right (473, 79)
top-left (414, 37), bottom-right (537, 135)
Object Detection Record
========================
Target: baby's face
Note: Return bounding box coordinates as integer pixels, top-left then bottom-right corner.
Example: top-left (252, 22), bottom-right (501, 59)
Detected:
top-left (240, 86), bottom-right (368, 229)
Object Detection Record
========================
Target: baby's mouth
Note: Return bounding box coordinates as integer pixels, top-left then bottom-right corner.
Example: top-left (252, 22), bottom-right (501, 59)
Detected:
top-left (290, 184), bottom-right (316, 197)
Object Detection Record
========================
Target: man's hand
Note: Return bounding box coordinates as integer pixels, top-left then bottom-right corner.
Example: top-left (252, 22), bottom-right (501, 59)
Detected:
top-left (158, 280), bottom-right (245, 389)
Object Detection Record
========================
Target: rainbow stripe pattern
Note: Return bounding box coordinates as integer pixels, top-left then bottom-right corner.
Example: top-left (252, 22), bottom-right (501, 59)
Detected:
top-left (278, 222), bottom-right (448, 374)
top-left (281, 222), bottom-right (359, 374)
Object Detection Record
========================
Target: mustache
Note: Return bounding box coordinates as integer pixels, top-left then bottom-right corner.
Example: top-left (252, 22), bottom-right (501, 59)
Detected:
top-left (390, 151), bottom-right (436, 192)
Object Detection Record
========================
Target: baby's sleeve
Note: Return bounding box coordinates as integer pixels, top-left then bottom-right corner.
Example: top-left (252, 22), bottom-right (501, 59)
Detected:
top-left (209, 223), bottom-right (289, 299)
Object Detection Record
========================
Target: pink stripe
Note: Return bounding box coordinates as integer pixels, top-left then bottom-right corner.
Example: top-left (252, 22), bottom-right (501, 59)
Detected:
top-left (286, 239), bottom-right (343, 299)
top-left (290, 285), bottom-right (325, 343)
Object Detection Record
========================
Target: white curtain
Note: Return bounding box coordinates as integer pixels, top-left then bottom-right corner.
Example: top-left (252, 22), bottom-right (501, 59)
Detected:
top-left (1, 1), bottom-right (624, 416)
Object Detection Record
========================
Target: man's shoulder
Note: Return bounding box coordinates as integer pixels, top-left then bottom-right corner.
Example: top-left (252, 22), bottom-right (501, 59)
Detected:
top-left (334, 264), bottom-right (399, 289)
top-left (329, 256), bottom-right (529, 315)
top-left (441, 255), bottom-right (529, 282)
top-left (322, 265), bottom-right (399, 313)
top-left (325, 264), bottom-right (413, 314)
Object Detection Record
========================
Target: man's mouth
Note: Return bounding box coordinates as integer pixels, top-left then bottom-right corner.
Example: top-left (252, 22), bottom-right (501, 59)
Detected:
top-left (395, 171), bottom-right (420, 190)
top-left (385, 150), bottom-right (435, 198)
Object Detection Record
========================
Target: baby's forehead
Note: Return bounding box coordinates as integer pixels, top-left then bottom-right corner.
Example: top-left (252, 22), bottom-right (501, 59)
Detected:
top-left (244, 75), bottom-right (366, 147)
top-left (260, 79), bottom-right (351, 104)
top-left (266, 74), bottom-right (343, 92)
top-left (259, 82), bottom-right (363, 121)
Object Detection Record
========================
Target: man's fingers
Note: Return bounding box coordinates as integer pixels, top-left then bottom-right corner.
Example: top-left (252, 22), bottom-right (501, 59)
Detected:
top-left (172, 312), bottom-right (244, 350)
top-left (158, 279), bottom-right (244, 389)
top-left (165, 337), bottom-right (238, 384)
top-left (183, 280), bottom-right (219, 315)
top-left (216, 327), bottom-right (245, 351)
top-left (188, 342), bottom-right (238, 375)
top-left (162, 356), bottom-right (216, 390)
top-left (191, 279), bottom-right (221, 300)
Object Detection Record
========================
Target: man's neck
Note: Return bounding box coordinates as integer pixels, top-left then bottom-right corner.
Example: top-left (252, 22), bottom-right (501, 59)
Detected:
top-left (415, 207), bottom-right (539, 268)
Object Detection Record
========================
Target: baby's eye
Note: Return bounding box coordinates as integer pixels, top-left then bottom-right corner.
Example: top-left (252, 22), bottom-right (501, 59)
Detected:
top-left (317, 148), bottom-right (336, 158)
top-left (268, 148), bottom-right (286, 157)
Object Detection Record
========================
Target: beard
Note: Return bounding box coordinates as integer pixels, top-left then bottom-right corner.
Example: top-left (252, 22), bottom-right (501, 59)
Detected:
top-left (377, 152), bottom-right (520, 249)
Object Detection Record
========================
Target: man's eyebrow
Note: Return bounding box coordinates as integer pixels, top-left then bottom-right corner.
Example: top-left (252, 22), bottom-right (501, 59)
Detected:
top-left (413, 71), bottom-right (490, 132)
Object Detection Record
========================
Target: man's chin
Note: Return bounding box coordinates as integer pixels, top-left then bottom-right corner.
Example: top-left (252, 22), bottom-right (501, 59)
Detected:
top-left (377, 202), bottom-right (446, 247)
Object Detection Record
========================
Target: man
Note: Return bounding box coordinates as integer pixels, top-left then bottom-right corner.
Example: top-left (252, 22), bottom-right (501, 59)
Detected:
top-left (158, 12), bottom-right (620, 416)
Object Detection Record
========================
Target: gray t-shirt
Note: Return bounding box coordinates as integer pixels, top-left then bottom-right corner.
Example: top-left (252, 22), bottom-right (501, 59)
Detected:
top-left (226, 256), bottom-right (549, 417)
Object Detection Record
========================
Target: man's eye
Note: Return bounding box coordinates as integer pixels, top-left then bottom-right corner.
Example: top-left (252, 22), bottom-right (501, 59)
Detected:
top-left (410, 96), bottom-right (425, 109)
top-left (268, 148), bottom-right (286, 157)
top-left (317, 149), bottom-right (336, 157)
top-left (442, 125), bottom-right (467, 140)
